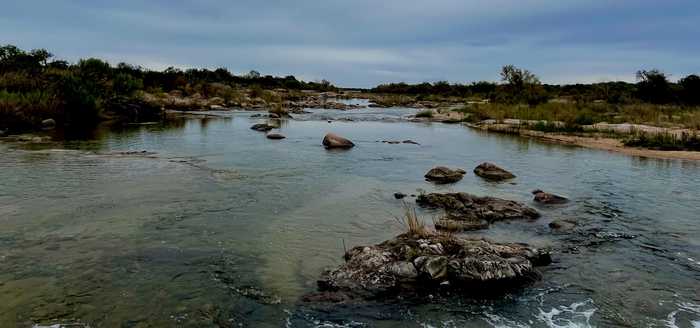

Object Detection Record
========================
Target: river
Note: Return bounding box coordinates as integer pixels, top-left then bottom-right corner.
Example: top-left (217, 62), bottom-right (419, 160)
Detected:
top-left (1, 108), bottom-right (699, 327)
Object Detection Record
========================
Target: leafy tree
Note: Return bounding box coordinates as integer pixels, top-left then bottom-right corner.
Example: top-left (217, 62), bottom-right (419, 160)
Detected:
top-left (636, 69), bottom-right (673, 104)
top-left (500, 65), bottom-right (548, 105)
top-left (679, 74), bottom-right (700, 105)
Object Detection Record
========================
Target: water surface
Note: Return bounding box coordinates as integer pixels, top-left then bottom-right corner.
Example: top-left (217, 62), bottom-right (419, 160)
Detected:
top-left (1, 110), bottom-right (699, 327)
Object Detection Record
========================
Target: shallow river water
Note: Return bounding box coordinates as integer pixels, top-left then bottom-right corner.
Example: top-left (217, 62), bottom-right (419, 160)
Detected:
top-left (1, 108), bottom-right (699, 327)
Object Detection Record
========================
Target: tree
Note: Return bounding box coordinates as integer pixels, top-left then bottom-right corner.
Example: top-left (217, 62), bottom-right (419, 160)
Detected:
top-left (636, 69), bottom-right (672, 104)
top-left (246, 70), bottom-right (261, 79)
top-left (499, 65), bottom-right (548, 105)
top-left (679, 74), bottom-right (700, 105)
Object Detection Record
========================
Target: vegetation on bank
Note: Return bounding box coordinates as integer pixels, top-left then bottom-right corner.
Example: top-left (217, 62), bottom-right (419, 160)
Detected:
top-left (623, 131), bottom-right (700, 151)
top-left (0, 44), bottom-right (336, 133)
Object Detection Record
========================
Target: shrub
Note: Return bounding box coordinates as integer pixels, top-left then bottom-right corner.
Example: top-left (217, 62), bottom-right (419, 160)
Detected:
top-left (415, 109), bottom-right (434, 118)
top-left (623, 131), bottom-right (700, 151)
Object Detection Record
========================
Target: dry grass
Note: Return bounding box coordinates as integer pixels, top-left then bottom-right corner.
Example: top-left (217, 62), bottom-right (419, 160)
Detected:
top-left (394, 203), bottom-right (430, 237)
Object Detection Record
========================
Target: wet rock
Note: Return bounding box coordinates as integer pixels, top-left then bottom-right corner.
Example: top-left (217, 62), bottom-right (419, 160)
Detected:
top-left (424, 166), bottom-right (466, 184)
top-left (394, 192), bottom-right (407, 200)
top-left (268, 112), bottom-right (281, 119)
top-left (532, 189), bottom-right (569, 204)
top-left (402, 140), bottom-right (420, 145)
top-left (322, 133), bottom-right (355, 149)
top-left (416, 192), bottom-right (539, 231)
top-left (474, 162), bottom-right (516, 181)
top-left (310, 233), bottom-right (550, 302)
top-left (41, 118), bottom-right (56, 130)
top-left (266, 133), bottom-right (286, 140)
top-left (549, 219), bottom-right (577, 231)
top-left (251, 123), bottom-right (274, 132)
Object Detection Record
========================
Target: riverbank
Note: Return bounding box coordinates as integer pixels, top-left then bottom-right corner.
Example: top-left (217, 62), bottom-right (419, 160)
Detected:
top-left (465, 121), bottom-right (700, 161)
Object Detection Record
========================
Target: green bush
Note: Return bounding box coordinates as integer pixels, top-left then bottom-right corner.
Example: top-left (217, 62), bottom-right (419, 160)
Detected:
top-left (624, 131), bottom-right (700, 151)
top-left (415, 110), bottom-right (434, 118)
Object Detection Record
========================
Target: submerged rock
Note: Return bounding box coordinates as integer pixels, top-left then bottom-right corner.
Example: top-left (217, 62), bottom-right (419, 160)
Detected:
top-left (394, 192), bottom-right (407, 200)
top-left (251, 123), bottom-right (274, 132)
top-left (532, 189), bottom-right (569, 204)
top-left (307, 233), bottom-right (551, 302)
top-left (473, 162), bottom-right (516, 181)
top-left (322, 133), bottom-right (355, 149)
top-left (424, 166), bottom-right (466, 184)
top-left (416, 192), bottom-right (539, 231)
top-left (266, 133), bottom-right (286, 140)
top-left (549, 219), bottom-right (577, 231)
top-left (402, 140), bottom-right (420, 145)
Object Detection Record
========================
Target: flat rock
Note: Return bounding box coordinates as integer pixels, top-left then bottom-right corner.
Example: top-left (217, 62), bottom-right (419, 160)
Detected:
top-left (266, 133), bottom-right (286, 140)
top-left (424, 166), bottom-right (466, 184)
top-left (308, 233), bottom-right (551, 302)
top-left (251, 123), bottom-right (274, 132)
top-left (322, 133), bottom-right (355, 149)
top-left (416, 192), bottom-right (539, 231)
top-left (474, 162), bottom-right (516, 181)
top-left (532, 189), bottom-right (569, 204)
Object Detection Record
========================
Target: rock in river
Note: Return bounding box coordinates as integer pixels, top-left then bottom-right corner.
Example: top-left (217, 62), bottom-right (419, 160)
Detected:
top-left (424, 166), bottom-right (466, 184)
top-left (473, 162), bottom-right (516, 181)
top-left (532, 189), bottom-right (569, 204)
top-left (251, 123), bottom-right (274, 132)
top-left (266, 133), bottom-right (286, 140)
top-left (306, 233), bottom-right (551, 302)
top-left (322, 133), bottom-right (355, 149)
top-left (416, 192), bottom-right (540, 231)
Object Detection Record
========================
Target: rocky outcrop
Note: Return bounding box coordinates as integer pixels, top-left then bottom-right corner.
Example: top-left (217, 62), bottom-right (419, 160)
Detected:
top-left (307, 233), bottom-right (551, 302)
top-left (532, 189), bottom-right (569, 204)
top-left (266, 133), bottom-right (286, 140)
top-left (251, 123), bottom-right (274, 132)
top-left (322, 133), bottom-right (355, 149)
top-left (424, 167), bottom-right (466, 184)
top-left (473, 162), bottom-right (516, 181)
top-left (416, 192), bottom-right (539, 231)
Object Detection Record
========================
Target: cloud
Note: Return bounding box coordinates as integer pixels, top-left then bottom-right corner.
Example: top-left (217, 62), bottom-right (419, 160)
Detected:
top-left (1, 0), bottom-right (698, 87)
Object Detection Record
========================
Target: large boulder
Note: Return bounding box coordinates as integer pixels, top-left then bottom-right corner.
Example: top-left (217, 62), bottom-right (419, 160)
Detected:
top-left (424, 166), bottom-right (466, 184)
top-left (532, 189), bottom-right (569, 204)
top-left (307, 233), bottom-right (550, 302)
top-left (473, 162), bottom-right (516, 181)
top-left (322, 133), bottom-right (355, 149)
top-left (416, 192), bottom-right (539, 231)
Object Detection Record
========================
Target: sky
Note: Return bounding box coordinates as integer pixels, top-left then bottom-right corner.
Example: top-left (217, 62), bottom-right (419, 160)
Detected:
top-left (1, 0), bottom-right (698, 87)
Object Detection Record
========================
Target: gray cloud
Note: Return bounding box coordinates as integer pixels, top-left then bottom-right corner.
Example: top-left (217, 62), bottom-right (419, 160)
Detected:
top-left (1, 0), bottom-right (698, 87)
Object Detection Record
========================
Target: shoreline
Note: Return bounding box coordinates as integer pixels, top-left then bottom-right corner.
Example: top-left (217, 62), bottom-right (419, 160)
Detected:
top-left (466, 123), bottom-right (700, 161)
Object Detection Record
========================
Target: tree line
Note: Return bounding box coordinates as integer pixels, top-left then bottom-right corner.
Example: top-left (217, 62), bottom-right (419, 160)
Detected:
top-left (370, 65), bottom-right (700, 107)
top-left (0, 44), bottom-right (336, 132)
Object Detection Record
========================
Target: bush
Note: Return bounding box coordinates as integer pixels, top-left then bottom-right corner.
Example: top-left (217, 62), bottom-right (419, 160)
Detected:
top-left (623, 131), bottom-right (700, 151)
top-left (415, 109), bottom-right (433, 118)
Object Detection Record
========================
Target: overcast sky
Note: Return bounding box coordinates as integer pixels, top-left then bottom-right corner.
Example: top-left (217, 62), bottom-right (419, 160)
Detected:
top-left (2, 0), bottom-right (698, 87)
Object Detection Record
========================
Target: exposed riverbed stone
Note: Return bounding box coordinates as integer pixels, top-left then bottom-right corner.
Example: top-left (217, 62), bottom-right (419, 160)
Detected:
top-left (424, 167), bottom-right (466, 184)
top-left (266, 133), bottom-right (286, 140)
top-left (306, 233), bottom-right (551, 302)
top-left (250, 123), bottom-right (274, 132)
top-left (532, 189), bottom-right (569, 204)
top-left (473, 162), bottom-right (516, 181)
top-left (416, 192), bottom-right (540, 231)
top-left (322, 133), bottom-right (355, 149)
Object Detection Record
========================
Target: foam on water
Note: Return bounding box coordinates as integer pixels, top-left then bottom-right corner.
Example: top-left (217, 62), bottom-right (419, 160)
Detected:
top-left (661, 301), bottom-right (700, 328)
top-left (483, 299), bottom-right (597, 328)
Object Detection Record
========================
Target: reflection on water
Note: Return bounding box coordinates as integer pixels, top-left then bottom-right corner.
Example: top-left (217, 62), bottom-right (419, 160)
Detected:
top-left (1, 111), bottom-right (699, 327)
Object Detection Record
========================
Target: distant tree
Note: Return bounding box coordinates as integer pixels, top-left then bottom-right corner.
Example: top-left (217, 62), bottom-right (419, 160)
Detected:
top-left (679, 74), bottom-right (700, 105)
top-left (246, 70), bottom-right (261, 79)
top-left (499, 65), bottom-right (548, 105)
top-left (636, 69), bottom-right (673, 104)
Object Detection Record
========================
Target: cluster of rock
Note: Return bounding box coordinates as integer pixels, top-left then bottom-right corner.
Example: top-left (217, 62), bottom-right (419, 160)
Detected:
top-left (417, 192), bottom-right (540, 231)
top-left (305, 233), bottom-right (551, 302)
